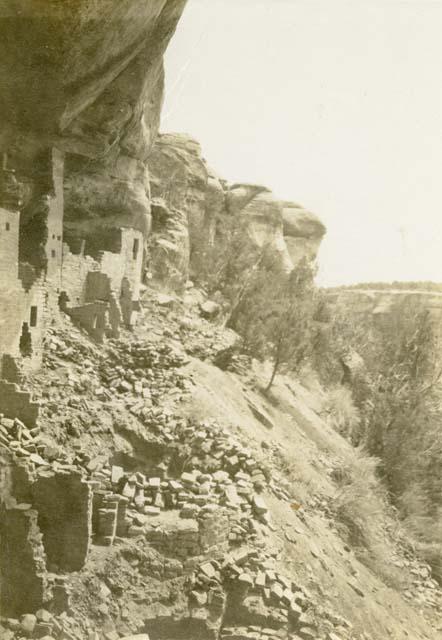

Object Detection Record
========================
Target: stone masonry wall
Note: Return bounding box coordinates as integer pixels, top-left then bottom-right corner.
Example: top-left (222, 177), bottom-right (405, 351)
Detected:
top-left (0, 149), bottom-right (64, 377)
top-left (61, 226), bottom-right (144, 336)
top-left (0, 381), bottom-right (40, 427)
top-left (143, 509), bottom-right (230, 562)
top-left (0, 504), bottom-right (50, 617)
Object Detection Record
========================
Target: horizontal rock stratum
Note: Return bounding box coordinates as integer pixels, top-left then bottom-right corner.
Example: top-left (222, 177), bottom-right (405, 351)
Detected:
top-left (149, 133), bottom-right (326, 287)
top-left (1, 5), bottom-right (442, 640)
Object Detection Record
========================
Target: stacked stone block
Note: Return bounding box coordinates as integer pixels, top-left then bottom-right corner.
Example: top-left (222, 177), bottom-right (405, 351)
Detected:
top-left (0, 504), bottom-right (50, 616)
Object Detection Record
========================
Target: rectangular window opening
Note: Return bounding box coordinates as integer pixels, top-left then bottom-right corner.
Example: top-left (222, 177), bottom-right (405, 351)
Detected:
top-left (5, 222), bottom-right (10, 231)
top-left (132, 238), bottom-right (140, 260)
top-left (30, 306), bottom-right (38, 327)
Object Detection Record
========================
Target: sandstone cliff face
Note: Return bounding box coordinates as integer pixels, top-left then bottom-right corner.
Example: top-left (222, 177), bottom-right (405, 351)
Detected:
top-left (0, 0), bottom-right (186, 235)
top-left (0, 1), bottom-right (186, 375)
top-left (282, 201), bottom-right (326, 266)
top-left (148, 133), bottom-right (216, 286)
top-left (0, 2), bottom-right (326, 377)
top-left (326, 288), bottom-right (442, 364)
top-left (327, 289), bottom-right (442, 323)
top-left (148, 133), bottom-right (326, 288)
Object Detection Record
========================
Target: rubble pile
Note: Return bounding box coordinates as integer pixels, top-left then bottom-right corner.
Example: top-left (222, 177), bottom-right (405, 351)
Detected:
top-left (80, 415), bottom-right (283, 554)
top-left (0, 415), bottom-right (44, 464)
top-left (1, 297), bottom-right (442, 640)
top-left (182, 547), bottom-right (324, 640)
top-left (42, 328), bottom-right (99, 370)
top-left (173, 420), bottom-right (293, 507)
top-left (81, 442), bottom-right (273, 554)
top-left (100, 340), bottom-right (190, 401)
top-left (0, 408), bottom-right (284, 567)
top-left (0, 609), bottom-right (86, 640)
top-left (97, 339), bottom-right (193, 443)
top-left (30, 322), bottom-right (194, 452)
top-left (141, 290), bottom-right (241, 364)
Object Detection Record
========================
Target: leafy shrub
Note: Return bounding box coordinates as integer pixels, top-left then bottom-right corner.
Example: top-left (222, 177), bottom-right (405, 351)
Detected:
top-left (331, 448), bottom-right (408, 589)
top-left (399, 485), bottom-right (442, 582)
top-left (318, 296), bottom-right (442, 582)
top-left (323, 386), bottom-right (360, 441)
top-left (230, 255), bottom-right (318, 391)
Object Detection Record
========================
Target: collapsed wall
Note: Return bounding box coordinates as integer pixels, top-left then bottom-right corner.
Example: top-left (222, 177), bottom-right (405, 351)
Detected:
top-left (0, 503), bottom-right (50, 617)
top-left (0, 2), bottom-right (327, 380)
top-left (0, 0), bottom-right (187, 376)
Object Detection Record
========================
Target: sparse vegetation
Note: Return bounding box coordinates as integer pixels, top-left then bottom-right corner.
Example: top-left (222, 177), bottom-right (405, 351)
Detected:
top-left (192, 213), bottom-right (260, 303)
top-left (326, 280), bottom-right (442, 292)
top-left (320, 297), bottom-right (442, 582)
top-left (331, 448), bottom-right (407, 589)
top-left (323, 386), bottom-right (360, 440)
top-left (229, 255), bottom-right (318, 391)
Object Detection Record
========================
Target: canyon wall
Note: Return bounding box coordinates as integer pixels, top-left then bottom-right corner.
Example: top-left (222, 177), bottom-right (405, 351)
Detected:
top-left (148, 133), bottom-right (326, 288)
top-left (0, 5), bottom-right (325, 380)
top-left (0, 0), bottom-right (187, 377)
top-left (2, 8), bottom-right (442, 640)
top-left (327, 288), bottom-right (442, 344)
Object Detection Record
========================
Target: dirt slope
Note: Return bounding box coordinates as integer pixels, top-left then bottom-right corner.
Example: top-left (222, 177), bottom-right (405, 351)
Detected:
top-left (1, 287), bottom-right (441, 640)
top-left (183, 357), bottom-right (442, 640)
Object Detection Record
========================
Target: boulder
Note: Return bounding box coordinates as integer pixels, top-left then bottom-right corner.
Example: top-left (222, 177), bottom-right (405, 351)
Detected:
top-left (199, 300), bottom-right (221, 319)
top-left (20, 614), bottom-right (37, 635)
top-left (156, 293), bottom-right (176, 307)
top-left (281, 202), bottom-right (326, 267)
top-left (149, 139), bottom-right (326, 289)
top-left (281, 202), bottom-right (326, 239)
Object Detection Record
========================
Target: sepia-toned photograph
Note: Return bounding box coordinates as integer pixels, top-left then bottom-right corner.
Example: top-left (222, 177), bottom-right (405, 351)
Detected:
top-left (0, 1), bottom-right (441, 639)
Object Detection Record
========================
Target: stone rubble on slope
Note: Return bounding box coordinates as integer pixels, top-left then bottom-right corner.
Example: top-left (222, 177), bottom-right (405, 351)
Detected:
top-left (1, 310), bottom-right (441, 640)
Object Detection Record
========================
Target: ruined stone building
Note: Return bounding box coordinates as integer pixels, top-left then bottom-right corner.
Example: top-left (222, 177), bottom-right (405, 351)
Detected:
top-left (0, 148), bottom-right (144, 380)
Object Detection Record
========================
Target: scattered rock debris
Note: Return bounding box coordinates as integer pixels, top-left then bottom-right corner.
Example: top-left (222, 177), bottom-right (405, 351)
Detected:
top-left (1, 294), bottom-right (441, 640)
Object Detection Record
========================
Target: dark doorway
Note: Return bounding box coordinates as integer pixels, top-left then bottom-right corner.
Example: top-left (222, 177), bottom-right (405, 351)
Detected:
top-left (30, 306), bottom-right (38, 327)
top-left (19, 323), bottom-right (32, 357)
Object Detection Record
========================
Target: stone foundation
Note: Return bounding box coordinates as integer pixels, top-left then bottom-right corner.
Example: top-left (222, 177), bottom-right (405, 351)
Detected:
top-left (0, 504), bottom-right (50, 616)
top-left (0, 381), bottom-right (40, 427)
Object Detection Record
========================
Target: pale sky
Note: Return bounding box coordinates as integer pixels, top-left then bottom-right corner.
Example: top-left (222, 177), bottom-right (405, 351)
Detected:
top-left (162, 0), bottom-right (442, 286)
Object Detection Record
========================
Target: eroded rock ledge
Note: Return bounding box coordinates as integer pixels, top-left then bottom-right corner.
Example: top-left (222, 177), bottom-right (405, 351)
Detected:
top-left (0, 4), bottom-right (325, 381)
top-left (0, 1), bottom-right (326, 380)
top-left (0, 1), bottom-right (187, 377)
top-left (148, 133), bottom-right (326, 288)
top-left (0, 140), bottom-right (325, 381)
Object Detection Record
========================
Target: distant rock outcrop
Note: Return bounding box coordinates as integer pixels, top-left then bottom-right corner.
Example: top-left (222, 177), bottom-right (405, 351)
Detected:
top-left (326, 288), bottom-right (442, 353)
top-left (282, 202), bottom-right (326, 266)
top-left (327, 288), bottom-right (442, 321)
top-left (148, 133), bottom-right (326, 288)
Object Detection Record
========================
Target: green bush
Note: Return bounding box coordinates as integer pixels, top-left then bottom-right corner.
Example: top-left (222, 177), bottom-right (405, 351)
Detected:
top-left (331, 449), bottom-right (407, 589)
top-left (323, 386), bottom-right (361, 441)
